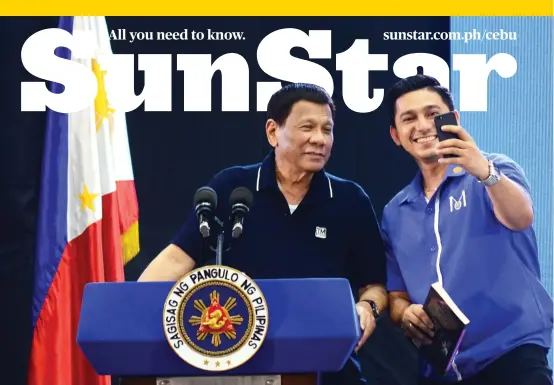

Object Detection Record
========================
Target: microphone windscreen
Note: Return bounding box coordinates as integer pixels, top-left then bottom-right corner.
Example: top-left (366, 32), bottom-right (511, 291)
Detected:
top-left (229, 187), bottom-right (253, 208)
top-left (193, 186), bottom-right (217, 208)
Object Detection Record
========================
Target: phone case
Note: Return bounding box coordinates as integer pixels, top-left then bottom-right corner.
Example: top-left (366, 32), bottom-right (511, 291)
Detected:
top-left (434, 113), bottom-right (459, 158)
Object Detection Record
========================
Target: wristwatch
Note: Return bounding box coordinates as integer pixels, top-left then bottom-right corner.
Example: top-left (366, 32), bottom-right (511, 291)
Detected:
top-left (478, 159), bottom-right (502, 187)
top-left (361, 300), bottom-right (380, 319)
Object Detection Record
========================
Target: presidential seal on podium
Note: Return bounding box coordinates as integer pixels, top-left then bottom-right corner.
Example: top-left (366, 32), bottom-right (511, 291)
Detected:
top-left (163, 265), bottom-right (269, 371)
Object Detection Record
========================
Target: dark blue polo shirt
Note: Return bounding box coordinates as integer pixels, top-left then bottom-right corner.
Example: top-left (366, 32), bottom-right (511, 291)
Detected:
top-left (171, 151), bottom-right (386, 292)
top-left (382, 152), bottom-right (553, 381)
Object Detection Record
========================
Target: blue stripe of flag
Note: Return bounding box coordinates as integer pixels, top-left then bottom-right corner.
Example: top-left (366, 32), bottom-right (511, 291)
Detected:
top-left (32, 16), bottom-right (73, 329)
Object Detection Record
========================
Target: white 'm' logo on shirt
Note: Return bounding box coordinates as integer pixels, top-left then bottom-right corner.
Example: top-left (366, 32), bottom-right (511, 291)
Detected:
top-left (315, 227), bottom-right (327, 239)
top-left (449, 190), bottom-right (467, 212)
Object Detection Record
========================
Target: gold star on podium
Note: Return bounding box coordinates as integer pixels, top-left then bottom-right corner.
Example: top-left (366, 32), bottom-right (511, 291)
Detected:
top-left (203, 359), bottom-right (209, 366)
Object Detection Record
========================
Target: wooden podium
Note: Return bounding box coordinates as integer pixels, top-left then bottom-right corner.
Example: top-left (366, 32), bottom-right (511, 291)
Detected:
top-left (77, 278), bottom-right (360, 385)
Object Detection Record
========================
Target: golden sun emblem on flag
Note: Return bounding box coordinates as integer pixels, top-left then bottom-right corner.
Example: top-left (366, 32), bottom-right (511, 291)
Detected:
top-left (91, 59), bottom-right (115, 132)
top-left (188, 290), bottom-right (244, 347)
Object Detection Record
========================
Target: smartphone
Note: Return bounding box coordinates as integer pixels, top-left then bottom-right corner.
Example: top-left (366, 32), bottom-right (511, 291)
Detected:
top-left (434, 112), bottom-right (459, 158)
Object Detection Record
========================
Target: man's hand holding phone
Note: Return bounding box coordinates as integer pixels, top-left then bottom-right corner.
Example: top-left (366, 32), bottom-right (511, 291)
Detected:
top-left (401, 304), bottom-right (435, 345)
top-left (434, 112), bottom-right (489, 180)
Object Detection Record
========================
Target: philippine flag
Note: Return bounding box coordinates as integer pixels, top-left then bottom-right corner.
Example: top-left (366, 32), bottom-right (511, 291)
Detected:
top-left (28, 16), bottom-right (140, 385)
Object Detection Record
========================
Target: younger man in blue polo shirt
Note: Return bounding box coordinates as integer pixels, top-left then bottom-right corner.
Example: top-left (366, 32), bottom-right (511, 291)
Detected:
top-left (382, 74), bottom-right (553, 385)
top-left (139, 83), bottom-right (389, 385)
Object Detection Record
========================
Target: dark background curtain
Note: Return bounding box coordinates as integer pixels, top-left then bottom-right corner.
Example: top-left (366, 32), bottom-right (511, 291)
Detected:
top-left (0, 16), bottom-right (450, 385)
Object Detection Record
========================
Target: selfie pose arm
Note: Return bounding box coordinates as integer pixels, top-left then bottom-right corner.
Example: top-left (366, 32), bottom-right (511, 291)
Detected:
top-left (435, 124), bottom-right (533, 231)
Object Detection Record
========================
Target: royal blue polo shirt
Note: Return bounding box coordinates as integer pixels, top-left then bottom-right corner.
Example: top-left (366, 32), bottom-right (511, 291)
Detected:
top-left (171, 150), bottom-right (386, 293)
top-left (382, 152), bottom-right (553, 381)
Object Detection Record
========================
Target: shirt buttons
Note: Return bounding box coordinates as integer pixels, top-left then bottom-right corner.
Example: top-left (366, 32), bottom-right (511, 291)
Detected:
top-left (426, 207), bottom-right (433, 214)
top-left (430, 246), bottom-right (436, 252)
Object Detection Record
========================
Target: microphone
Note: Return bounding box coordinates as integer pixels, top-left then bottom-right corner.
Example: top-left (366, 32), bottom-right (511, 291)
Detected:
top-left (193, 186), bottom-right (217, 238)
top-left (229, 187), bottom-right (254, 239)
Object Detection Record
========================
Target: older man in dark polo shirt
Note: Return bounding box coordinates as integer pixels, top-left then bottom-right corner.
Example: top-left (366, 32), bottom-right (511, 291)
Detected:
top-left (139, 83), bottom-right (388, 385)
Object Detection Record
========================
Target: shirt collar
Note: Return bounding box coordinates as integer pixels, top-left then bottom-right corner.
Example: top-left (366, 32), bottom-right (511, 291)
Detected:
top-left (399, 164), bottom-right (467, 205)
top-left (255, 150), bottom-right (333, 203)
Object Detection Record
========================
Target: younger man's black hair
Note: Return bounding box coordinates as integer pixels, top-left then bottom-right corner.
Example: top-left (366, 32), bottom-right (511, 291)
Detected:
top-left (384, 74), bottom-right (455, 128)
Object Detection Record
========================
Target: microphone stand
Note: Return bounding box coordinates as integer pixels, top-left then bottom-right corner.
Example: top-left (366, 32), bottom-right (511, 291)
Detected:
top-left (215, 233), bottom-right (224, 266)
top-left (209, 232), bottom-right (234, 266)
top-left (206, 216), bottom-right (238, 266)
